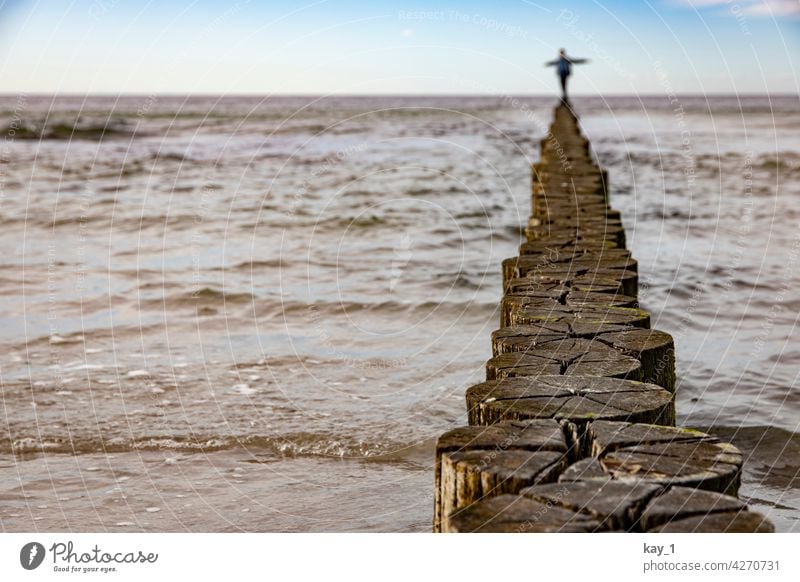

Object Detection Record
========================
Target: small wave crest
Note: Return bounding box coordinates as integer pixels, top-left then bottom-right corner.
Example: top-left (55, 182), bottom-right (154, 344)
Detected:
top-left (6, 432), bottom-right (409, 459)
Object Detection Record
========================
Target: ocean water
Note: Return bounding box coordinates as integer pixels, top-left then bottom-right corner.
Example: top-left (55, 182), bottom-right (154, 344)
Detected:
top-left (1, 94), bottom-right (798, 532)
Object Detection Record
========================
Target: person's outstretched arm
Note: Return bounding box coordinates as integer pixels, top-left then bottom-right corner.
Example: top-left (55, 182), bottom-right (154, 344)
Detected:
top-left (568, 57), bottom-right (590, 64)
top-left (545, 59), bottom-right (559, 66)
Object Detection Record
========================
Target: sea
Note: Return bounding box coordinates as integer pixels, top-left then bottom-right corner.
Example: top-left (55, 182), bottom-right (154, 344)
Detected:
top-left (1, 94), bottom-right (798, 532)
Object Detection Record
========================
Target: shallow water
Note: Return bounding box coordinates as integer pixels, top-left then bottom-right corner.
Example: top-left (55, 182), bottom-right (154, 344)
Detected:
top-left (1, 95), bottom-right (798, 532)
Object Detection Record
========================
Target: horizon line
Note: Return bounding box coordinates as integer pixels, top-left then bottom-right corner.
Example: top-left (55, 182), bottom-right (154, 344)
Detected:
top-left (0, 91), bottom-right (797, 98)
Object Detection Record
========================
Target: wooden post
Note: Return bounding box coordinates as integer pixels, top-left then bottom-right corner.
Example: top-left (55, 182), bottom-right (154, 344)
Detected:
top-left (433, 420), bottom-right (569, 532)
top-left (430, 102), bottom-right (773, 533)
top-left (465, 376), bottom-right (674, 428)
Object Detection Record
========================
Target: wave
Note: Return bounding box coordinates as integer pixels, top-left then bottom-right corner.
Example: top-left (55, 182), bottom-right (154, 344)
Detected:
top-left (4, 431), bottom-right (412, 459)
top-left (4, 121), bottom-right (136, 141)
top-left (18, 323), bottom-right (169, 349)
top-left (136, 287), bottom-right (256, 309)
top-left (225, 259), bottom-right (289, 270)
top-left (28, 213), bottom-right (200, 231)
top-left (252, 298), bottom-right (496, 320)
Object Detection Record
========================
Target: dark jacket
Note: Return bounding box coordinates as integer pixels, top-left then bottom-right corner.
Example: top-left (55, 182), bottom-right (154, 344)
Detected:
top-left (546, 56), bottom-right (588, 77)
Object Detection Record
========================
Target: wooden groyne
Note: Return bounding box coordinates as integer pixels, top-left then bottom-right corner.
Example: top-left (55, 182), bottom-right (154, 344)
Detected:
top-left (432, 103), bottom-right (774, 533)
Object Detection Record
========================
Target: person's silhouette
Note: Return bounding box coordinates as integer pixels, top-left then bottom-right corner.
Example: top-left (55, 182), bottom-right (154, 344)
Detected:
top-left (545, 49), bottom-right (589, 101)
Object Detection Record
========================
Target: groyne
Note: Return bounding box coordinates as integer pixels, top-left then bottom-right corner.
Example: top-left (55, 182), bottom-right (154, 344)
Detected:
top-left (432, 103), bottom-right (774, 533)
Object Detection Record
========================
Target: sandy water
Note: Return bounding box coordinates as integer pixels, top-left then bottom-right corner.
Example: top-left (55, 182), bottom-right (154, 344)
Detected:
top-left (1, 95), bottom-right (798, 531)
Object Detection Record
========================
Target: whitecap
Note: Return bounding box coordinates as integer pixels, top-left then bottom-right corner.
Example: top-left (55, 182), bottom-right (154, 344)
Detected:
top-left (231, 383), bottom-right (257, 395)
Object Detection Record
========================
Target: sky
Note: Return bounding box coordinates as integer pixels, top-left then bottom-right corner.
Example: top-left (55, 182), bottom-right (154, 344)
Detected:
top-left (0, 0), bottom-right (798, 94)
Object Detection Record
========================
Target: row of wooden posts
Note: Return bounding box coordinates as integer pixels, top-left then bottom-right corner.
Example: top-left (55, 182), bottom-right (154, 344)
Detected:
top-left (432, 103), bottom-right (774, 533)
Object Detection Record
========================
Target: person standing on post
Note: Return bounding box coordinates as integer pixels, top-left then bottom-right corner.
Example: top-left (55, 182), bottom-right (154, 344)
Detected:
top-left (546, 49), bottom-right (589, 101)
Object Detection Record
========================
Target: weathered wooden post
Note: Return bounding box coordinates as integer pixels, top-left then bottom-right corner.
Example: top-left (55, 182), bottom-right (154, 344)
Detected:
top-left (430, 102), bottom-right (772, 533)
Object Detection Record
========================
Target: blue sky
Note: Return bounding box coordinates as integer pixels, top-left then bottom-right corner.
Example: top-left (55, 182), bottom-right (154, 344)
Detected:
top-left (0, 0), bottom-right (797, 94)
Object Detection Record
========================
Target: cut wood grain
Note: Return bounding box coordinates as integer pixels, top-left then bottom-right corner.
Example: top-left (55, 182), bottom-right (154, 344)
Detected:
top-left (584, 421), bottom-right (743, 495)
top-left (485, 340), bottom-right (644, 382)
top-left (509, 304), bottom-right (651, 329)
top-left (466, 375), bottom-right (674, 428)
top-left (433, 420), bottom-right (568, 532)
top-left (443, 493), bottom-right (602, 533)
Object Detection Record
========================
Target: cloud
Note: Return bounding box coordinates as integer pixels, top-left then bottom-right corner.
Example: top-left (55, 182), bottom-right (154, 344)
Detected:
top-left (673, 0), bottom-right (800, 18)
top-left (740, 0), bottom-right (800, 17)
